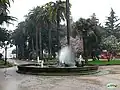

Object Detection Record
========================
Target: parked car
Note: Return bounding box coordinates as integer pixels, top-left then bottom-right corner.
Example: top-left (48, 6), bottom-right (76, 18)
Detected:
top-left (100, 52), bottom-right (108, 59)
top-left (100, 50), bottom-right (111, 59)
top-left (115, 52), bottom-right (120, 58)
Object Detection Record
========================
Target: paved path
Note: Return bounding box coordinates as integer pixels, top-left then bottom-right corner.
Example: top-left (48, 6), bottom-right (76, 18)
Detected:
top-left (0, 59), bottom-right (120, 90)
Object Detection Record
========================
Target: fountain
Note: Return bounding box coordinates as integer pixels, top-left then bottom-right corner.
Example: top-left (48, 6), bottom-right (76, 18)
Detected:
top-left (59, 46), bottom-right (75, 67)
top-left (17, 46), bottom-right (98, 75)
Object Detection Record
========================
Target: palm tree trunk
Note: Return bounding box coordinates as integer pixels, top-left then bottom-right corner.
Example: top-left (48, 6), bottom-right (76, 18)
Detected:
top-left (57, 9), bottom-right (60, 52)
top-left (4, 46), bottom-right (7, 65)
top-left (22, 44), bottom-right (24, 59)
top-left (32, 38), bottom-right (34, 51)
top-left (48, 22), bottom-right (52, 59)
top-left (36, 26), bottom-right (39, 61)
top-left (66, 0), bottom-right (70, 45)
top-left (16, 45), bottom-right (18, 59)
top-left (41, 42), bottom-right (43, 59)
top-left (39, 26), bottom-right (42, 59)
top-left (83, 31), bottom-right (88, 64)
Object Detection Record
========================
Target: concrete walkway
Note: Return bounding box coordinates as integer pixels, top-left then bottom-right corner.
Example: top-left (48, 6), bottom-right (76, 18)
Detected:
top-left (0, 59), bottom-right (120, 90)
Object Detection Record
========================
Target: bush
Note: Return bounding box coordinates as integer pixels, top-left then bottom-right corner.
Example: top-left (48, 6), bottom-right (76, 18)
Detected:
top-left (0, 60), bottom-right (13, 68)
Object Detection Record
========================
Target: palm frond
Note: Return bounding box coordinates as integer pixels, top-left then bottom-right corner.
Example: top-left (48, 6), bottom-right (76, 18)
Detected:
top-left (0, 15), bottom-right (17, 25)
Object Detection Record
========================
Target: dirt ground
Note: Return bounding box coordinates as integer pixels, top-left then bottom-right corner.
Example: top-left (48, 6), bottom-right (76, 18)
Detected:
top-left (0, 60), bottom-right (120, 90)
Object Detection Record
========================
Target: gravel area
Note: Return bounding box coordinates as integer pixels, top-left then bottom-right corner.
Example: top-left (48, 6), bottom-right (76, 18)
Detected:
top-left (0, 59), bottom-right (120, 90)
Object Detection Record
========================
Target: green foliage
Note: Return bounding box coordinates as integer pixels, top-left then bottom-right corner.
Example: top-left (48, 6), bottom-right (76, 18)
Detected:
top-left (0, 0), bottom-right (15, 49)
top-left (100, 8), bottom-right (120, 51)
top-left (72, 14), bottom-right (103, 56)
top-left (11, 1), bottom-right (120, 60)
top-left (105, 8), bottom-right (120, 38)
top-left (100, 35), bottom-right (120, 51)
top-left (89, 60), bottom-right (120, 65)
top-left (43, 0), bottom-right (69, 52)
top-left (0, 60), bottom-right (13, 68)
top-left (43, 0), bottom-right (68, 23)
top-left (0, 28), bottom-right (9, 42)
top-left (0, 27), bottom-right (11, 48)
top-left (11, 0), bottom-right (68, 59)
top-left (11, 23), bottom-right (26, 49)
top-left (0, 0), bottom-right (17, 25)
top-left (0, 15), bottom-right (17, 25)
top-left (0, 0), bottom-right (14, 7)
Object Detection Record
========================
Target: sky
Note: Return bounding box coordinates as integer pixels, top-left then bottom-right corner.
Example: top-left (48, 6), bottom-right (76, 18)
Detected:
top-left (2, 0), bottom-right (120, 30)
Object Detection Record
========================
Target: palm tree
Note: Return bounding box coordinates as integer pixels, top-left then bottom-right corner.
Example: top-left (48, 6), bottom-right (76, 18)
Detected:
top-left (28, 6), bottom-right (44, 61)
top-left (73, 17), bottom-right (103, 64)
top-left (0, 0), bottom-right (12, 14)
top-left (0, 15), bottom-right (16, 24)
top-left (0, 0), bottom-right (13, 6)
top-left (28, 7), bottom-right (39, 61)
top-left (74, 18), bottom-right (97, 64)
top-left (44, 0), bottom-right (69, 53)
top-left (41, 4), bottom-right (52, 59)
top-left (66, 0), bottom-right (70, 45)
top-left (0, 0), bottom-right (16, 25)
top-left (40, 1), bottom-right (66, 59)
top-left (11, 21), bottom-right (27, 59)
top-left (24, 17), bottom-right (36, 58)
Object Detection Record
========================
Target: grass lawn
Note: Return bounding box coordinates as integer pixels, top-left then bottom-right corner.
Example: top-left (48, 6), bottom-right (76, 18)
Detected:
top-left (42, 58), bottom-right (120, 65)
top-left (88, 59), bottom-right (120, 65)
top-left (0, 60), bottom-right (13, 68)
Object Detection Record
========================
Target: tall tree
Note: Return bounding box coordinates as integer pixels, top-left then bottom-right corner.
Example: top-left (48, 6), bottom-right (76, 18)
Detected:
top-left (42, 3), bottom-right (53, 58)
top-left (105, 8), bottom-right (120, 38)
top-left (90, 13), bottom-right (102, 48)
top-left (44, 0), bottom-right (69, 52)
top-left (11, 21), bottom-right (27, 59)
top-left (28, 6), bottom-right (45, 60)
top-left (11, 1), bottom-right (70, 60)
top-left (73, 17), bottom-right (103, 64)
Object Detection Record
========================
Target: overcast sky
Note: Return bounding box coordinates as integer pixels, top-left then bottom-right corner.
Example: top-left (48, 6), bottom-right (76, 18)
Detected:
top-left (3, 0), bottom-right (120, 30)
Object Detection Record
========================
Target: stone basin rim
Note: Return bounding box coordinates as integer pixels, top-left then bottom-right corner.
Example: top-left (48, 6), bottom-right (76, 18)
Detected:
top-left (17, 63), bottom-right (98, 75)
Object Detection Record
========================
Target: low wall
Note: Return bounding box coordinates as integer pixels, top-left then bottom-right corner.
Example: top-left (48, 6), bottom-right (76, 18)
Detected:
top-left (17, 64), bottom-right (98, 75)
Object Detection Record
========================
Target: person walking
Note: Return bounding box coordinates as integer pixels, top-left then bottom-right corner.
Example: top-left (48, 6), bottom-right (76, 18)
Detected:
top-left (95, 48), bottom-right (100, 60)
top-left (91, 49), bottom-right (96, 61)
top-left (107, 51), bottom-right (111, 62)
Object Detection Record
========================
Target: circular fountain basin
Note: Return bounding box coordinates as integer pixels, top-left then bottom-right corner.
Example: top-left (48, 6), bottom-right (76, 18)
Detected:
top-left (17, 64), bottom-right (98, 75)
